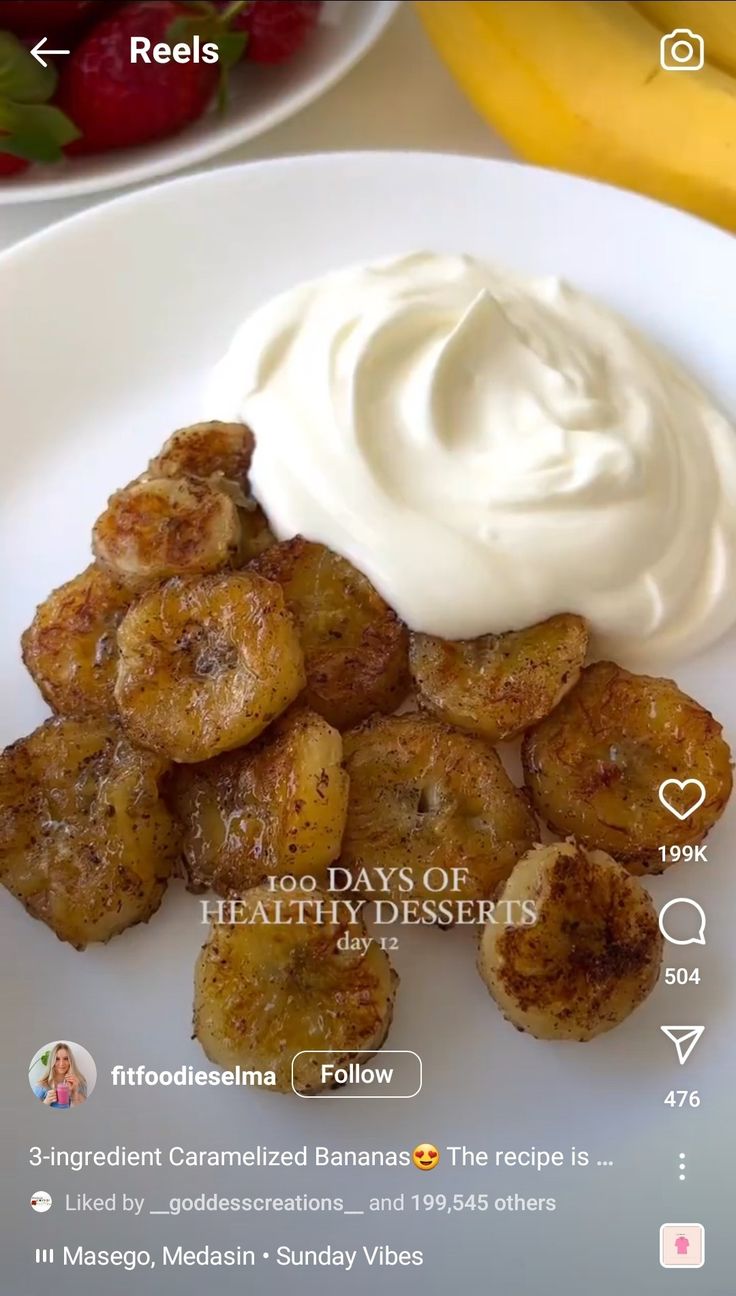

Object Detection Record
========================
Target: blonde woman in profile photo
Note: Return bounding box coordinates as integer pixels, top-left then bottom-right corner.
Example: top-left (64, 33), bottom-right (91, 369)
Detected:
top-left (33, 1042), bottom-right (87, 1109)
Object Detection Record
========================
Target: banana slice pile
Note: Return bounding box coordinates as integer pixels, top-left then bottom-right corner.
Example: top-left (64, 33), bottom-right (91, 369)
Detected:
top-left (2, 420), bottom-right (732, 1091)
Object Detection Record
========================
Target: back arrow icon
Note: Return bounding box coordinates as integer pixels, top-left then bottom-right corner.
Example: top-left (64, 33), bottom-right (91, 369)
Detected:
top-left (31, 37), bottom-right (71, 68)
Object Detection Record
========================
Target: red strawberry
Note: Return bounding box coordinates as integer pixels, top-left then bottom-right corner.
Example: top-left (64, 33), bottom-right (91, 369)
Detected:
top-left (237, 1), bottom-right (321, 64)
top-left (0, 2), bottom-right (98, 34)
top-left (57, 1), bottom-right (246, 155)
top-left (0, 149), bottom-right (28, 175)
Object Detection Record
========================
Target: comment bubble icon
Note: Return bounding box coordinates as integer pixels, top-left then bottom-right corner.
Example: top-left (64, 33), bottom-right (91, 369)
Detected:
top-left (658, 898), bottom-right (706, 946)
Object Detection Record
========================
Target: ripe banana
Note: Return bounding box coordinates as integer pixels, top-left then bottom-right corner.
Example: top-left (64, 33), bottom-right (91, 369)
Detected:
top-left (415, 0), bottom-right (736, 231)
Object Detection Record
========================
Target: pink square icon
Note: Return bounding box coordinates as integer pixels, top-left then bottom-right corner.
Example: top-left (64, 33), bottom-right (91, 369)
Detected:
top-left (660, 1223), bottom-right (705, 1268)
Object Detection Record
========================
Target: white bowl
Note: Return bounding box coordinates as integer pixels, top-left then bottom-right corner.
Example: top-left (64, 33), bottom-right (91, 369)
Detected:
top-left (0, 0), bottom-right (397, 204)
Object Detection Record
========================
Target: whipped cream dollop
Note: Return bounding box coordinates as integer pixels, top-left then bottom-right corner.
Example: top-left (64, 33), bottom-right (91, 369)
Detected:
top-left (208, 252), bottom-right (736, 665)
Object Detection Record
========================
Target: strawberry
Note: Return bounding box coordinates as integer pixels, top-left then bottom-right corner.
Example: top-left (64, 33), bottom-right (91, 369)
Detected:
top-left (56, 1), bottom-right (247, 154)
top-left (237, 1), bottom-right (321, 64)
top-left (0, 30), bottom-right (78, 175)
top-left (0, 148), bottom-right (28, 174)
top-left (0, 2), bottom-right (98, 35)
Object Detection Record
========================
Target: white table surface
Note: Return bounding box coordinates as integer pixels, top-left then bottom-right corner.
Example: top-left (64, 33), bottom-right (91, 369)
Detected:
top-left (0, 3), bottom-right (511, 255)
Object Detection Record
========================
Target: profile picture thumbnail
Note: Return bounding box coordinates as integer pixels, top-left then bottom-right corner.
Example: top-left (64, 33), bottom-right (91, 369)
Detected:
top-left (28, 1040), bottom-right (97, 1111)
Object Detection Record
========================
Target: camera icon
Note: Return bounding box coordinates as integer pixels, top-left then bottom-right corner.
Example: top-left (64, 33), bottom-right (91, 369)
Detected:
top-left (660, 28), bottom-right (704, 72)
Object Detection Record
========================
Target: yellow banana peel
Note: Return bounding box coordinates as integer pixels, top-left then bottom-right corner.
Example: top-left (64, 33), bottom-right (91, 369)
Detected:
top-left (415, 0), bottom-right (736, 232)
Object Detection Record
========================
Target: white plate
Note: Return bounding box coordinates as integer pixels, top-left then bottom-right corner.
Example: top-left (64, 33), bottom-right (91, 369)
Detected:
top-left (1, 154), bottom-right (735, 1295)
top-left (0, 0), bottom-right (397, 204)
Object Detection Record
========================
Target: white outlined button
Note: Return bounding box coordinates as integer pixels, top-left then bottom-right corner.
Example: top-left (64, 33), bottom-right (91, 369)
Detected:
top-left (291, 1050), bottom-right (422, 1097)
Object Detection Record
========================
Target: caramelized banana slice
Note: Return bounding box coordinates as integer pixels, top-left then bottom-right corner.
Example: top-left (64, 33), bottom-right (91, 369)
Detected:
top-left (21, 564), bottom-right (131, 719)
top-left (478, 842), bottom-right (663, 1040)
top-left (235, 502), bottom-right (276, 562)
top-left (522, 661), bottom-right (733, 873)
top-left (252, 538), bottom-right (410, 729)
top-left (148, 421), bottom-right (255, 489)
top-left (341, 713), bottom-right (537, 919)
top-left (115, 571), bottom-right (306, 763)
top-left (171, 708), bottom-right (349, 895)
top-left (410, 614), bottom-right (589, 742)
top-left (148, 421), bottom-right (273, 561)
top-left (194, 885), bottom-right (398, 1093)
top-left (92, 476), bottom-right (241, 590)
top-left (0, 717), bottom-right (177, 949)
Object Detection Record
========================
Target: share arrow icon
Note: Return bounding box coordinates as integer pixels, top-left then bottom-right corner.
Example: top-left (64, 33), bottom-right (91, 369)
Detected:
top-left (661, 1026), bottom-right (705, 1066)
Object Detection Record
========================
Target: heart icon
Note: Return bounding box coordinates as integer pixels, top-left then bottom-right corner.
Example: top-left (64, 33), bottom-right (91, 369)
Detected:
top-left (658, 778), bottom-right (707, 821)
